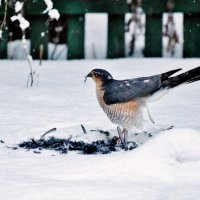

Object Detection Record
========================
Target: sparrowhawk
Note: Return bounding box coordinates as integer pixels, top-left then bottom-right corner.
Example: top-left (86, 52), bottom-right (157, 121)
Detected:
top-left (85, 66), bottom-right (200, 149)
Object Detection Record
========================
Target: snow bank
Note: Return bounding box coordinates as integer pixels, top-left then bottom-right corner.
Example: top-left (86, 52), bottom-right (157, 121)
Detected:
top-left (127, 128), bottom-right (200, 182)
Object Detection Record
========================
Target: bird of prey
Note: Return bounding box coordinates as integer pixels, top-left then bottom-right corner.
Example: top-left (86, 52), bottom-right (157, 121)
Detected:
top-left (85, 66), bottom-right (200, 149)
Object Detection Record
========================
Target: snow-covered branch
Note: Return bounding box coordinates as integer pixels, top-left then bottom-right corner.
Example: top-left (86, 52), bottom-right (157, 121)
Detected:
top-left (10, 2), bottom-right (30, 30)
top-left (8, 0), bottom-right (60, 87)
top-left (43, 0), bottom-right (60, 20)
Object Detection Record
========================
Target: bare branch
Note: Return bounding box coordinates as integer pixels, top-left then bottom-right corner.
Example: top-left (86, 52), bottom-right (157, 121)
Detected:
top-left (0, 0), bottom-right (8, 39)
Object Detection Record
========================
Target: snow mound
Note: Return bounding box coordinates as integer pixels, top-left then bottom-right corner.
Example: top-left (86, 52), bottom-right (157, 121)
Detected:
top-left (116, 128), bottom-right (200, 183)
top-left (140, 128), bottom-right (200, 164)
top-left (43, 128), bottom-right (200, 184)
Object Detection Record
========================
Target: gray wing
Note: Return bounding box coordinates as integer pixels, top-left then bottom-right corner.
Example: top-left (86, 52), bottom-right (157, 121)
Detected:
top-left (103, 75), bottom-right (161, 105)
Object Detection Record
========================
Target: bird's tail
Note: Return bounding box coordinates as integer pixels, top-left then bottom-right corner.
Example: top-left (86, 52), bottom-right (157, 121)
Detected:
top-left (161, 66), bottom-right (200, 88)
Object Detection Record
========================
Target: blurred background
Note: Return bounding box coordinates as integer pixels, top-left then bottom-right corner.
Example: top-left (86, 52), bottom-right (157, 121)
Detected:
top-left (0, 0), bottom-right (199, 60)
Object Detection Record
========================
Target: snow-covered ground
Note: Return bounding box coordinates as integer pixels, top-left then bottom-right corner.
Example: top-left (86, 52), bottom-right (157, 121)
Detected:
top-left (0, 58), bottom-right (200, 200)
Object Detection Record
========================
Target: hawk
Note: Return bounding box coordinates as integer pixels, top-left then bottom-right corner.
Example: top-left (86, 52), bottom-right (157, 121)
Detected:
top-left (85, 66), bottom-right (200, 149)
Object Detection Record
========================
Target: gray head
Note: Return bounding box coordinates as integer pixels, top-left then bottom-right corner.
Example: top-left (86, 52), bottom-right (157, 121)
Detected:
top-left (85, 69), bottom-right (113, 84)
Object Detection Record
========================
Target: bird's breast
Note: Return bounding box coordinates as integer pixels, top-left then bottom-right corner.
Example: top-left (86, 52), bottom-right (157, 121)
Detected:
top-left (96, 86), bottom-right (142, 129)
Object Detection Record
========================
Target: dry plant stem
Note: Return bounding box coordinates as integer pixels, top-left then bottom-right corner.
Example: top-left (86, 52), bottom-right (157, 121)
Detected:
top-left (39, 44), bottom-right (44, 65)
top-left (0, 0), bottom-right (8, 35)
top-left (40, 128), bottom-right (57, 140)
top-left (81, 124), bottom-right (87, 134)
top-left (51, 43), bottom-right (58, 60)
top-left (22, 33), bottom-right (34, 87)
top-left (32, 19), bottom-right (50, 54)
top-left (16, 4), bottom-right (35, 87)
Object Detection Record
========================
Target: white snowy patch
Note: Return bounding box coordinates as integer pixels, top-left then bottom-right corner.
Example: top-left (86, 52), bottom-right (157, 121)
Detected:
top-left (15, 1), bottom-right (23, 12)
top-left (85, 14), bottom-right (108, 59)
top-left (11, 14), bottom-right (30, 31)
top-left (125, 82), bottom-right (130, 86)
top-left (125, 13), bottom-right (146, 57)
top-left (43, 0), bottom-right (53, 13)
top-left (8, 40), bottom-right (31, 59)
top-left (43, 0), bottom-right (60, 20)
top-left (41, 32), bottom-right (45, 37)
top-left (162, 13), bottom-right (183, 58)
top-left (48, 43), bottom-right (67, 60)
top-left (48, 9), bottom-right (60, 20)
top-left (0, 30), bottom-right (2, 39)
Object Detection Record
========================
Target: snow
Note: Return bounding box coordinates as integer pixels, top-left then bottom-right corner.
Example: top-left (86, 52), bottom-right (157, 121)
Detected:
top-left (85, 14), bottom-right (108, 59)
top-left (0, 30), bottom-right (2, 39)
top-left (15, 1), bottom-right (23, 13)
top-left (11, 14), bottom-right (30, 31)
top-left (125, 13), bottom-right (146, 57)
top-left (48, 43), bottom-right (67, 60)
top-left (162, 13), bottom-right (183, 58)
top-left (0, 58), bottom-right (200, 199)
top-left (8, 40), bottom-right (31, 59)
top-left (43, 0), bottom-right (53, 13)
top-left (10, 1), bottom-right (30, 31)
top-left (48, 9), bottom-right (60, 20)
top-left (43, 0), bottom-right (60, 20)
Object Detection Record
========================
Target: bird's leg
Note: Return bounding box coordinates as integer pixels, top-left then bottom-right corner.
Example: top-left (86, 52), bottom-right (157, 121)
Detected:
top-left (123, 129), bottom-right (129, 151)
top-left (117, 126), bottom-right (124, 146)
top-left (145, 103), bottom-right (173, 130)
top-left (139, 98), bottom-right (155, 124)
top-left (117, 126), bottom-right (128, 150)
top-left (146, 105), bottom-right (155, 124)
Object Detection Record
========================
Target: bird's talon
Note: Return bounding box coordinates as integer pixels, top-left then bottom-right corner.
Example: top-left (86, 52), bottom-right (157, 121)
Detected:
top-left (123, 129), bottom-right (129, 150)
top-left (117, 126), bottom-right (124, 146)
top-left (117, 127), bottom-right (129, 150)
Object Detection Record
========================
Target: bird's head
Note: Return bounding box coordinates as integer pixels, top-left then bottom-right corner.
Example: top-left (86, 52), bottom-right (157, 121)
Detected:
top-left (85, 69), bottom-right (113, 85)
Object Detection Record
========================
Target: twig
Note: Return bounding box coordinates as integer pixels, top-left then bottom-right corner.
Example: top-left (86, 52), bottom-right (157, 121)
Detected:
top-left (50, 43), bottom-right (58, 60)
top-left (39, 44), bottom-right (44, 65)
top-left (40, 128), bottom-right (57, 140)
top-left (32, 19), bottom-right (50, 54)
top-left (0, 0), bottom-right (8, 36)
top-left (26, 73), bottom-right (31, 87)
top-left (81, 124), bottom-right (87, 134)
top-left (24, 47), bottom-right (34, 87)
top-left (90, 129), bottom-right (110, 137)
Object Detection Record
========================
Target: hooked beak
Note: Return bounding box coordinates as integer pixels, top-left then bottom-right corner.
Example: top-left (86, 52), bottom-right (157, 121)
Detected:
top-left (84, 72), bottom-right (92, 83)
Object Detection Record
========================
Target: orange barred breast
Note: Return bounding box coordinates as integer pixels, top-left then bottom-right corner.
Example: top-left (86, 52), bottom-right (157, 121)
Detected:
top-left (96, 86), bottom-right (142, 129)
